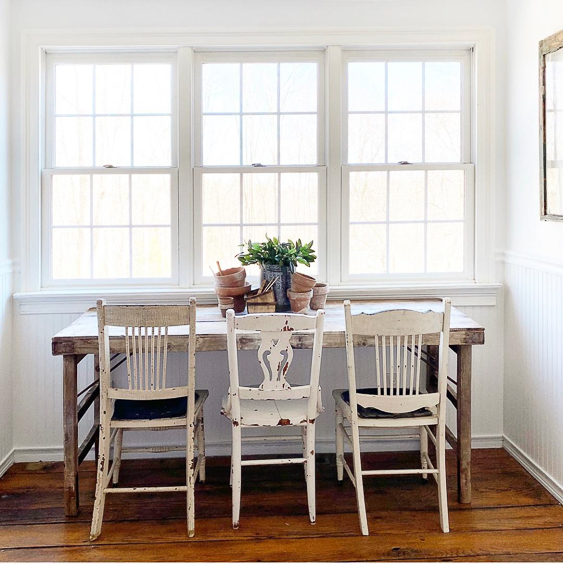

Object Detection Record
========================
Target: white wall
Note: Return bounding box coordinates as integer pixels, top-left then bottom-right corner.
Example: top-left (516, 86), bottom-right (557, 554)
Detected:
top-left (503, 0), bottom-right (563, 500)
top-left (7, 0), bottom-right (507, 462)
top-left (0, 0), bottom-right (14, 476)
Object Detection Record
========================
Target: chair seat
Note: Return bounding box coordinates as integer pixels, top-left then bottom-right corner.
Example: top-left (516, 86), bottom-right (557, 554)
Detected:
top-left (334, 388), bottom-right (434, 419)
top-left (113, 390), bottom-right (208, 421)
top-left (221, 395), bottom-right (322, 427)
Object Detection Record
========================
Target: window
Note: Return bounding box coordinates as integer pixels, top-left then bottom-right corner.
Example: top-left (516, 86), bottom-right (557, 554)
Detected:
top-left (193, 52), bottom-right (326, 282)
top-left (40, 46), bottom-right (476, 290)
top-left (43, 53), bottom-right (178, 285)
top-left (342, 51), bottom-right (474, 281)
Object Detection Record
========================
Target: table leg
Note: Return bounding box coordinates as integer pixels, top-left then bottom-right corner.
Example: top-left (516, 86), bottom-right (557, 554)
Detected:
top-left (93, 354), bottom-right (100, 462)
top-left (63, 355), bottom-right (79, 516)
top-left (456, 345), bottom-right (472, 504)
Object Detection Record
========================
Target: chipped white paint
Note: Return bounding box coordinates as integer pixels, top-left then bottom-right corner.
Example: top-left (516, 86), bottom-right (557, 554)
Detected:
top-left (222, 309), bottom-right (325, 529)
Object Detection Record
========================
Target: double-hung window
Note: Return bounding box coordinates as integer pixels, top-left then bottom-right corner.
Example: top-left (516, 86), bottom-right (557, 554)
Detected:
top-left (342, 50), bottom-right (474, 282)
top-left (193, 52), bottom-right (326, 283)
top-left (43, 53), bottom-right (178, 286)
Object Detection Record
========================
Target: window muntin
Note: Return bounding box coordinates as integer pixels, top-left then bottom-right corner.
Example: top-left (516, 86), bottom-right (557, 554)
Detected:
top-left (194, 52), bottom-right (325, 284)
top-left (44, 53), bottom-right (177, 285)
top-left (343, 51), bottom-right (473, 281)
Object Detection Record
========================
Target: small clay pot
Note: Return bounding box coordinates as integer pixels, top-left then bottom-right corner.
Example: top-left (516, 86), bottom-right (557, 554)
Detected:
top-left (218, 297), bottom-right (234, 318)
top-left (291, 271), bottom-right (316, 293)
top-left (214, 267), bottom-right (246, 288)
top-left (215, 283), bottom-right (251, 314)
top-left (310, 283), bottom-right (329, 310)
top-left (287, 289), bottom-right (313, 314)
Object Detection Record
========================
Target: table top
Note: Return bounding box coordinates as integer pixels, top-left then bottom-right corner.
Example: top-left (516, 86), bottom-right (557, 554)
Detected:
top-left (52, 299), bottom-right (484, 355)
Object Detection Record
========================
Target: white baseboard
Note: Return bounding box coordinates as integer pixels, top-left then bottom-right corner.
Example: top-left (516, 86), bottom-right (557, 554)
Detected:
top-left (504, 436), bottom-right (563, 504)
top-left (12, 433), bottom-right (504, 463)
top-left (0, 449), bottom-right (14, 478)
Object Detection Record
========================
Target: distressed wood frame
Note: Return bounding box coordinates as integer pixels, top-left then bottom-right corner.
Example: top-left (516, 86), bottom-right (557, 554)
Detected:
top-left (539, 29), bottom-right (563, 221)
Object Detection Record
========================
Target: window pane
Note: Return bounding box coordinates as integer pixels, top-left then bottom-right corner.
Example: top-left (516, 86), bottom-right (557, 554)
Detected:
top-left (243, 173), bottom-right (277, 224)
top-left (427, 223), bottom-right (464, 272)
top-left (203, 115), bottom-right (240, 165)
top-left (52, 228), bottom-right (91, 279)
top-left (280, 62), bottom-right (317, 112)
top-left (56, 117), bottom-right (93, 166)
top-left (132, 174), bottom-right (171, 225)
top-left (134, 64), bottom-right (171, 114)
top-left (389, 223), bottom-right (424, 273)
top-left (349, 171), bottom-right (387, 223)
top-left (389, 171), bottom-right (425, 221)
top-left (280, 114), bottom-right (317, 165)
top-left (425, 62), bottom-right (461, 111)
top-left (93, 228), bottom-right (130, 278)
top-left (202, 174), bottom-right (240, 224)
top-left (348, 114), bottom-right (385, 164)
top-left (93, 174), bottom-right (129, 226)
top-left (132, 227), bottom-right (171, 278)
top-left (133, 116), bottom-right (171, 166)
top-left (388, 113), bottom-right (422, 163)
top-left (202, 63), bottom-right (240, 113)
top-left (280, 173), bottom-right (318, 224)
top-left (427, 170), bottom-right (465, 220)
top-left (348, 62), bottom-right (385, 112)
top-left (203, 226), bottom-right (241, 270)
top-left (349, 224), bottom-right (386, 274)
top-left (52, 175), bottom-right (90, 226)
top-left (243, 63), bottom-right (277, 113)
top-left (242, 115), bottom-right (277, 165)
top-left (388, 62), bottom-right (422, 111)
top-left (56, 65), bottom-right (93, 115)
top-left (95, 65), bottom-right (131, 115)
top-left (425, 113), bottom-right (461, 162)
top-left (95, 116), bottom-right (131, 166)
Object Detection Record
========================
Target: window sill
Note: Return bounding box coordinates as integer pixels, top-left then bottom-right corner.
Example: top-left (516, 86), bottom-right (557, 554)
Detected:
top-left (13, 282), bottom-right (501, 315)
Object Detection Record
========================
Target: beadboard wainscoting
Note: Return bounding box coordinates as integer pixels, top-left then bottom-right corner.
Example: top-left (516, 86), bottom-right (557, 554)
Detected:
top-left (10, 294), bottom-right (504, 463)
top-left (503, 253), bottom-right (563, 503)
top-left (0, 262), bottom-right (15, 477)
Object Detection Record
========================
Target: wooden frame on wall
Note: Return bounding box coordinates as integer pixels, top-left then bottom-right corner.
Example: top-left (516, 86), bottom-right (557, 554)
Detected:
top-left (539, 29), bottom-right (563, 221)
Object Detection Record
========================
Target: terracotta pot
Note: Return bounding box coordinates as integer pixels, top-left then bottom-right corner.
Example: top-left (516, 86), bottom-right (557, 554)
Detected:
top-left (291, 271), bottom-right (316, 293)
top-left (218, 297), bottom-right (234, 318)
top-left (214, 267), bottom-right (246, 287)
top-left (215, 284), bottom-right (251, 313)
top-left (310, 283), bottom-right (329, 310)
top-left (287, 289), bottom-right (313, 314)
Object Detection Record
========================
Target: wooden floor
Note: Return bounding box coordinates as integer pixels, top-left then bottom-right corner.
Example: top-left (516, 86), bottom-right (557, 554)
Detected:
top-left (0, 449), bottom-right (561, 562)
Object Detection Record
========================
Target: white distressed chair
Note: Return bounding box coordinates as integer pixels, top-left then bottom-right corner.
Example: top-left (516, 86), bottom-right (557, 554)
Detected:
top-left (333, 299), bottom-right (451, 535)
top-left (222, 309), bottom-right (325, 529)
top-left (90, 298), bottom-right (208, 541)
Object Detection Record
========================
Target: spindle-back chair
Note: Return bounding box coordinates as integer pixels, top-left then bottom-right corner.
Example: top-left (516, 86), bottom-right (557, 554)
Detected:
top-left (90, 299), bottom-right (208, 541)
top-left (222, 309), bottom-right (325, 529)
top-left (333, 299), bottom-right (451, 535)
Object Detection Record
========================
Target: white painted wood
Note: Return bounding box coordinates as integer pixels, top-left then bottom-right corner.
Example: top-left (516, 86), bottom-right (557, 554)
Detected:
top-left (89, 298), bottom-right (208, 541)
top-left (336, 298), bottom-right (452, 535)
top-left (0, 267), bottom-right (14, 472)
top-left (223, 309), bottom-right (325, 529)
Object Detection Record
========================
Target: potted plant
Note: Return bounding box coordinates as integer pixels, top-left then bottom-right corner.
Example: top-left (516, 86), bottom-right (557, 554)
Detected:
top-left (237, 236), bottom-right (316, 312)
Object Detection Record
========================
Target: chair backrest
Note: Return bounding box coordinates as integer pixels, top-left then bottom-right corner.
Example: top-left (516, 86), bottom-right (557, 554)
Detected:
top-left (96, 299), bottom-right (196, 403)
top-left (226, 309), bottom-right (325, 421)
top-left (344, 299), bottom-right (451, 417)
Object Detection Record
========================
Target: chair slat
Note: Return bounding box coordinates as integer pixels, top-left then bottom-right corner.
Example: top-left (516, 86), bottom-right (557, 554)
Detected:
top-left (374, 335), bottom-right (381, 395)
top-left (382, 335), bottom-right (387, 395)
top-left (162, 327), bottom-right (169, 388)
top-left (402, 334), bottom-right (408, 395)
top-left (416, 333), bottom-right (423, 394)
top-left (125, 327), bottom-right (132, 390)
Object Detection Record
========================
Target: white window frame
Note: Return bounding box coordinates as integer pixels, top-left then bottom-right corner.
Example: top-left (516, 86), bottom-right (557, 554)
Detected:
top-left (341, 49), bottom-right (475, 283)
top-left (192, 50), bottom-right (327, 286)
top-left (42, 51), bottom-right (179, 288)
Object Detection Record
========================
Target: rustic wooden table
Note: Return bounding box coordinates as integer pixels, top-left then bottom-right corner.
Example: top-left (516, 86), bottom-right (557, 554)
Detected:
top-left (52, 299), bottom-right (484, 517)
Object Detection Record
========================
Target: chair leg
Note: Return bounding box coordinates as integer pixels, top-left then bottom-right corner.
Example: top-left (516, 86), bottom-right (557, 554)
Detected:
top-left (231, 423), bottom-right (242, 529)
top-left (301, 426), bottom-right (308, 481)
top-left (436, 423), bottom-right (450, 533)
top-left (112, 429), bottom-right (124, 485)
top-left (197, 413), bottom-right (206, 483)
top-left (335, 406), bottom-right (344, 483)
top-left (351, 422), bottom-right (369, 536)
top-left (89, 418), bottom-right (111, 541)
top-left (187, 421), bottom-right (196, 538)
top-left (305, 422), bottom-right (316, 525)
top-left (420, 426), bottom-right (428, 481)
